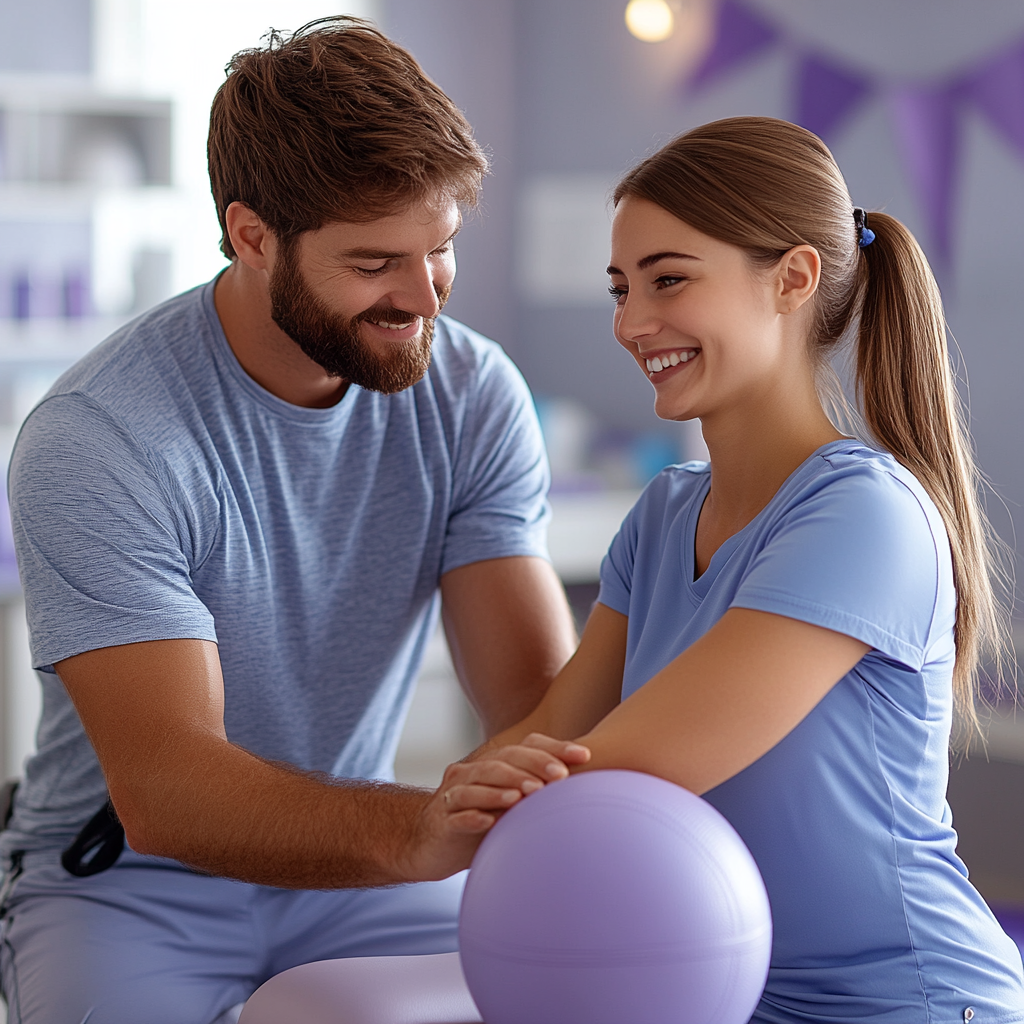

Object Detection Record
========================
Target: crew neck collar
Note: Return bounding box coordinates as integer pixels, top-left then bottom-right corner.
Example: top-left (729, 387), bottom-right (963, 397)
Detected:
top-left (199, 277), bottom-right (361, 426)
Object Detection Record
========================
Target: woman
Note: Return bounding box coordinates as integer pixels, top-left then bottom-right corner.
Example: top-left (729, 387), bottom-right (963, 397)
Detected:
top-left (422, 117), bottom-right (1024, 1021)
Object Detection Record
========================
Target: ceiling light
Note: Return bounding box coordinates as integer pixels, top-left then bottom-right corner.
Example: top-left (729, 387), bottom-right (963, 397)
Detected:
top-left (625, 0), bottom-right (675, 42)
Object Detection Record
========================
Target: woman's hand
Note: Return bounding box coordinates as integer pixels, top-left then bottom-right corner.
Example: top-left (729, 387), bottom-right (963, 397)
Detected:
top-left (400, 734), bottom-right (590, 881)
top-left (441, 733), bottom-right (591, 825)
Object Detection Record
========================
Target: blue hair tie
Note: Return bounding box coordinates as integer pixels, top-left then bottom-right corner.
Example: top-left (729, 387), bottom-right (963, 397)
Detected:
top-left (853, 207), bottom-right (875, 248)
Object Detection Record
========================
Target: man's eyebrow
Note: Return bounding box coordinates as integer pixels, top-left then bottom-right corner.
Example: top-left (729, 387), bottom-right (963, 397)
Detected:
top-left (340, 247), bottom-right (409, 262)
top-left (338, 230), bottom-right (460, 263)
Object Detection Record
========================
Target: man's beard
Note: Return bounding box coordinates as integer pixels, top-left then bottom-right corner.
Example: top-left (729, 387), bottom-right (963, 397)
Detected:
top-left (269, 239), bottom-right (448, 395)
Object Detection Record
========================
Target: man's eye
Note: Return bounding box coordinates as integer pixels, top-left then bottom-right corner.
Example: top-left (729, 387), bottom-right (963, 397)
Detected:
top-left (355, 264), bottom-right (389, 276)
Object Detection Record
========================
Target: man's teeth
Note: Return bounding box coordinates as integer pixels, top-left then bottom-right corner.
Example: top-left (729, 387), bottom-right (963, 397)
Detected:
top-left (374, 321), bottom-right (415, 330)
top-left (645, 350), bottom-right (698, 373)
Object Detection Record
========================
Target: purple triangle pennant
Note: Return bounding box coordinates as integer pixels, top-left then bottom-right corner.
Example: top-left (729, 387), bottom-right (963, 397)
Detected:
top-left (795, 53), bottom-right (873, 144)
top-left (889, 84), bottom-right (961, 270)
top-left (688, 0), bottom-right (779, 94)
top-left (674, 4), bottom-right (1024, 277)
top-left (958, 38), bottom-right (1024, 159)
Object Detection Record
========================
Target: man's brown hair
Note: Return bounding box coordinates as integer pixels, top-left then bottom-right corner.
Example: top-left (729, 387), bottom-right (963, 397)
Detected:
top-left (208, 16), bottom-right (488, 258)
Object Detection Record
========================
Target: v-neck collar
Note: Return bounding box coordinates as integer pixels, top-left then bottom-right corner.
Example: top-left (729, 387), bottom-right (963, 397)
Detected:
top-left (685, 438), bottom-right (857, 600)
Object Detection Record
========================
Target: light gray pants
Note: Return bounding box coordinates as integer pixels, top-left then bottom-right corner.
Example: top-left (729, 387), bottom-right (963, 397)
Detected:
top-left (0, 848), bottom-right (464, 1024)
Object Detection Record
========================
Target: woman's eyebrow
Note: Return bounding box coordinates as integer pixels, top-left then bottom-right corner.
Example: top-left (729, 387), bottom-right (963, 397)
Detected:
top-left (636, 251), bottom-right (701, 270)
top-left (606, 251), bottom-right (702, 275)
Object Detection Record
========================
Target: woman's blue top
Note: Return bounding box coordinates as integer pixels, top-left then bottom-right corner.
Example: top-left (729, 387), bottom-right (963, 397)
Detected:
top-left (598, 439), bottom-right (1024, 1023)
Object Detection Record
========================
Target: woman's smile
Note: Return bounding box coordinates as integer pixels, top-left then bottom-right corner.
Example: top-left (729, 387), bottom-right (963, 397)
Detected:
top-left (643, 348), bottom-right (701, 380)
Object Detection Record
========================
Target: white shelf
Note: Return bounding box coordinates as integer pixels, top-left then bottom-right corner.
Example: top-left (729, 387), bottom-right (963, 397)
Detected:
top-left (0, 73), bottom-right (170, 116)
top-left (0, 316), bottom-right (125, 361)
top-left (0, 73), bottom-right (172, 188)
top-left (0, 182), bottom-right (176, 219)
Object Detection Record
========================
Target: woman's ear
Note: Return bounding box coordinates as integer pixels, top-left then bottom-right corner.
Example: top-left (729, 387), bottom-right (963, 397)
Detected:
top-left (775, 245), bottom-right (821, 314)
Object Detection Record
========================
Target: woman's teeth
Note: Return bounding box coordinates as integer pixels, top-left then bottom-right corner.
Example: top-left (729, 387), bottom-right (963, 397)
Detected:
top-left (645, 350), bottom-right (698, 373)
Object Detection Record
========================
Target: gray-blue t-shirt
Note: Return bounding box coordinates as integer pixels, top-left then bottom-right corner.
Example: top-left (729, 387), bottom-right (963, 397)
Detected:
top-left (2, 281), bottom-right (550, 857)
top-left (599, 440), bottom-right (1024, 1022)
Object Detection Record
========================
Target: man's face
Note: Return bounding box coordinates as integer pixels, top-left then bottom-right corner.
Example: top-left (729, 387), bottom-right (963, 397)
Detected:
top-left (268, 198), bottom-right (459, 394)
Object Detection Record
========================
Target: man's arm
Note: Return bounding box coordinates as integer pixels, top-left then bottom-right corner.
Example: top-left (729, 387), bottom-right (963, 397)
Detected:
top-left (440, 555), bottom-right (577, 736)
top-left (56, 638), bottom-right (584, 888)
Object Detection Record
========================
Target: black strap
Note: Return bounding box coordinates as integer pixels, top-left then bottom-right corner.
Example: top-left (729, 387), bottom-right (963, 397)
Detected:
top-left (61, 800), bottom-right (125, 877)
top-left (0, 849), bottom-right (23, 916)
top-left (1, 779), bottom-right (18, 830)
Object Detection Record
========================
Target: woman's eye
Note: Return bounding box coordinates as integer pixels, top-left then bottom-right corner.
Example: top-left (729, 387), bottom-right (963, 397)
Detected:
top-left (655, 275), bottom-right (685, 289)
top-left (608, 285), bottom-right (627, 302)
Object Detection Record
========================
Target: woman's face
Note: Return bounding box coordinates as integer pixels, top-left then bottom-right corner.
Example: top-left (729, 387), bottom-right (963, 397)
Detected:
top-left (608, 196), bottom-right (811, 424)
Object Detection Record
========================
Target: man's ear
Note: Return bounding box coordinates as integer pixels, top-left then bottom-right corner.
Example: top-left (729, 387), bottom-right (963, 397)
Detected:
top-left (225, 202), bottom-right (275, 272)
top-left (775, 244), bottom-right (821, 315)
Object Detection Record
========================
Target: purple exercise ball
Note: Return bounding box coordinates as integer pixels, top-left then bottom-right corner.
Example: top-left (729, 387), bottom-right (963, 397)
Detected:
top-left (458, 769), bottom-right (772, 1024)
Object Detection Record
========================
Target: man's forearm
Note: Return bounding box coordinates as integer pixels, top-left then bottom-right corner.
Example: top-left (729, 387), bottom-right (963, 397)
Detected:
top-left (441, 557), bottom-right (577, 737)
top-left (58, 638), bottom-right (579, 889)
top-left (115, 733), bottom-right (435, 889)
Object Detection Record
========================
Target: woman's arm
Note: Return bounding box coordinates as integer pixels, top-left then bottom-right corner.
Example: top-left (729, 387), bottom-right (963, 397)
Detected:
top-left (441, 604), bottom-right (866, 832)
top-left (575, 607), bottom-right (869, 794)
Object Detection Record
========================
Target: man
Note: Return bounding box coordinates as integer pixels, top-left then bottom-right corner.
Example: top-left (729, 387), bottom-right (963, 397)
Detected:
top-left (0, 18), bottom-right (577, 1024)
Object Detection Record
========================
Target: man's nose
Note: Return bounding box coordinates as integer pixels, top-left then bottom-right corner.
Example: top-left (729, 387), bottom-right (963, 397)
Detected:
top-left (393, 262), bottom-right (450, 318)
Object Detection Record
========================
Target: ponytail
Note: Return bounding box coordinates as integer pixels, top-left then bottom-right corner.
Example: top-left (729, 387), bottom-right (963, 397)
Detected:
top-left (857, 214), bottom-right (1009, 737)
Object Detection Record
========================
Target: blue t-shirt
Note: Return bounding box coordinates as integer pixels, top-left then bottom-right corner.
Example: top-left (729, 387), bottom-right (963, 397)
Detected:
top-left (2, 281), bottom-right (550, 858)
top-left (599, 440), bottom-right (1024, 1023)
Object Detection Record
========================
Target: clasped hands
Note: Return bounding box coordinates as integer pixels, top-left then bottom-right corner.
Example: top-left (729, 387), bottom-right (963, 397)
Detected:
top-left (404, 733), bottom-right (590, 881)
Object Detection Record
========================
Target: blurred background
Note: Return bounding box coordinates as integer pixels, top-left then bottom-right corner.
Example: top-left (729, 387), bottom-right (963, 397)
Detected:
top-left (0, 0), bottom-right (1023, 956)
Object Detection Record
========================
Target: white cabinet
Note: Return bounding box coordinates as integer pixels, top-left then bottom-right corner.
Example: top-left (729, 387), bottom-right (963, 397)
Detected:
top-left (0, 74), bottom-right (174, 322)
top-left (0, 72), bottom-right (169, 780)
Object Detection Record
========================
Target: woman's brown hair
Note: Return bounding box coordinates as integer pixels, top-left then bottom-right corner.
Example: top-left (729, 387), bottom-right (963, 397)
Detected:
top-left (208, 16), bottom-right (488, 258)
top-left (614, 116), bottom-right (1008, 738)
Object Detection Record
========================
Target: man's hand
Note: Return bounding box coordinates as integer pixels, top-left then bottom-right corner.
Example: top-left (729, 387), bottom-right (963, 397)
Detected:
top-left (401, 735), bottom-right (591, 881)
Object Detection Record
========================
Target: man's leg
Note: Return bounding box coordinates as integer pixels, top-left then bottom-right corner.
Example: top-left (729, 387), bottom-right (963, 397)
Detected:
top-left (1, 850), bottom-right (260, 1024)
top-left (258, 872), bottom-right (466, 979)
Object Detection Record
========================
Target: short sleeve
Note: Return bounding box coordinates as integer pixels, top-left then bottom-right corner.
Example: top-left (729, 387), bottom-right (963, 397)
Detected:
top-left (10, 393), bottom-right (217, 672)
top-left (598, 503), bottom-right (640, 616)
top-left (731, 465), bottom-right (943, 670)
top-left (441, 349), bottom-right (551, 574)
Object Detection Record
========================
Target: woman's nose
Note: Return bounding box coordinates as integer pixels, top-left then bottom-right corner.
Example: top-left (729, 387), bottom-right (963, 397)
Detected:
top-left (614, 293), bottom-right (656, 346)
